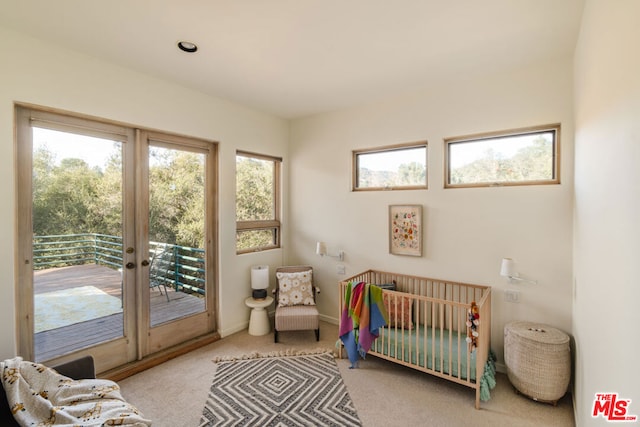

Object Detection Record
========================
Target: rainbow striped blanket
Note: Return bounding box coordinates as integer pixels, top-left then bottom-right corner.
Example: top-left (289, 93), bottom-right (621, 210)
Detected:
top-left (339, 281), bottom-right (388, 368)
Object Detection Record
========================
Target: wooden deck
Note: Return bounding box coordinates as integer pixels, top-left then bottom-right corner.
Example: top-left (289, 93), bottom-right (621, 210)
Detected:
top-left (34, 264), bottom-right (205, 361)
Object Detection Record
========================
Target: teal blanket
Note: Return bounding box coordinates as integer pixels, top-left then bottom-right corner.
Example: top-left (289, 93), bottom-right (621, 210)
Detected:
top-left (374, 325), bottom-right (476, 379)
top-left (372, 325), bottom-right (497, 400)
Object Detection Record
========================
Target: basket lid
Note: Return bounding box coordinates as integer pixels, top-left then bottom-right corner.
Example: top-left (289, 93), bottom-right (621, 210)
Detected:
top-left (505, 321), bottom-right (569, 345)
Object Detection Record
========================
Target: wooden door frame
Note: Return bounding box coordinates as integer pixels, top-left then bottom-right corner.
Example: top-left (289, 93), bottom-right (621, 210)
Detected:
top-left (137, 130), bottom-right (218, 357)
top-left (14, 104), bottom-right (218, 370)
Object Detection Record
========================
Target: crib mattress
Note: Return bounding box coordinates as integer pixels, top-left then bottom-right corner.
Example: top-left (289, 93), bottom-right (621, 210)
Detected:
top-left (372, 324), bottom-right (478, 381)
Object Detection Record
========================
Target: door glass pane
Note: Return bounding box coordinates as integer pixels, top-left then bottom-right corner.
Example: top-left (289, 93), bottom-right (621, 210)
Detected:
top-left (32, 127), bottom-right (124, 361)
top-left (148, 146), bottom-right (206, 327)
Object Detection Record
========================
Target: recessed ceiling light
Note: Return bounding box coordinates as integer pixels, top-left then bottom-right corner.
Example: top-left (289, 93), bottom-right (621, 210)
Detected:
top-left (177, 41), bottom-right (198, 53)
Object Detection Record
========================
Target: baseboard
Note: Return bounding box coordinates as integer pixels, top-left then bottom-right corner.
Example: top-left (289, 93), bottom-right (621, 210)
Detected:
top-left (219, 322), bottom-right (250, 338)
top-left (101, 332), bottom-right (220, 382)
top-left (572, 390), bottom-right (579, 425)
top-left (495, 361), bottom-right (507, 374)
top-left (320, 314), bottom-right (339, 325)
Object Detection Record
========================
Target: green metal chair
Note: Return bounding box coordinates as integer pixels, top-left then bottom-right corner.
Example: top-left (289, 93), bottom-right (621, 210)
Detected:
top-left (149, 246), bottom-right (172, 302)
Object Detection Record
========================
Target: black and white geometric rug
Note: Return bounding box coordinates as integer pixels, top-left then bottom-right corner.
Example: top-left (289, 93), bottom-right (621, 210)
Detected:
top-left (199, 350), bottom-right (361, 427)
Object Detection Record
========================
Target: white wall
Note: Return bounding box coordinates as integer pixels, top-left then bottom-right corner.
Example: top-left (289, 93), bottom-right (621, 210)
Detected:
top-left (0, 25), bottom-right (288, 359)
top-left (9, 10), bottom-right (638, 423)
top-left (573, 1), bottom-right (640, 425)
top-left (289, 57), bottom-right (575, 369)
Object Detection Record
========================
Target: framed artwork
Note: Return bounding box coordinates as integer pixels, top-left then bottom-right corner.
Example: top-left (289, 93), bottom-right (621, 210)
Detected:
top-left (389, 205), bottom-right (422, 256)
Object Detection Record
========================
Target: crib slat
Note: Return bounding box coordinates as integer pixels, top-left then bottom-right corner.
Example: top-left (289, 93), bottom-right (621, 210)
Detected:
top-left (448, 303), bottom-right (453, 377)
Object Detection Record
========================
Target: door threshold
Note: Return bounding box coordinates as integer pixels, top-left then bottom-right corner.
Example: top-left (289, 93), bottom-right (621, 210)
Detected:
top-left (101, 332), bottom-right (221, 382)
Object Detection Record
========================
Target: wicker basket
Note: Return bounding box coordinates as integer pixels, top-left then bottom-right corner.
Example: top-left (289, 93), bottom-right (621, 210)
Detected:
top-left (504, 321), bottom-right (570, 405)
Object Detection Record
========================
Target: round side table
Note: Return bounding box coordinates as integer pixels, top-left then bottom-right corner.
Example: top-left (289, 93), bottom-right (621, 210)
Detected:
top-left (245, 296), bottom-right (273, 336)
top-left (504, 321), bottom-right (571, 405)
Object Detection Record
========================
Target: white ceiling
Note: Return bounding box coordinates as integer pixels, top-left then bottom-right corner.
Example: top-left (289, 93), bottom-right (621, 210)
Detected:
top-left (0, 0), bottom-right (584, 119)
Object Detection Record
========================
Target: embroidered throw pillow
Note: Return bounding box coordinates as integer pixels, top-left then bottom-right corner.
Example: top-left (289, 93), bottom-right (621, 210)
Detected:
top-left (276, 271), bottom-right (315, 307)
top-left (383, 292), bottom-right (413, 330)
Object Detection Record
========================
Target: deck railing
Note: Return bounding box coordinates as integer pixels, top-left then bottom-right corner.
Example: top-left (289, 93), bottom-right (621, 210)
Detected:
top-left (33, 233), bottom-right (205, 295)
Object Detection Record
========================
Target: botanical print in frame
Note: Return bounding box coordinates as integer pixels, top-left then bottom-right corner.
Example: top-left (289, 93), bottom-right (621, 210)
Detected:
top-left (389, 205), bottom-right (422, 256)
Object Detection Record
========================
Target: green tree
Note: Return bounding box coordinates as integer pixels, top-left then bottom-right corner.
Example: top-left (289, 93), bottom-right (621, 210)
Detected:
top-left (236, 156), bottom-right (273, 221)
top-left (91, 150), bottom-right (123, 237)
top-left (33, 144), bottom-right (206, 249)
top-left (397, 162), bottom-right (426, 186)
top-left (149, 148), bottom-right (205, 248)
top-left (509, 137), bottom-right (553, 180)
top-left (358, 162), bottom-right (425, 188)
top-left (32, 145), bottom-right (56, 234)
top-left (33, 151), bottom-right (104, 236)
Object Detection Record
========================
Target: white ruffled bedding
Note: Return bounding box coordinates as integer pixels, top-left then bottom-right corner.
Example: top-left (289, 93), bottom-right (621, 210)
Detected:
top-left (1, 357), bottom-right (151, 426)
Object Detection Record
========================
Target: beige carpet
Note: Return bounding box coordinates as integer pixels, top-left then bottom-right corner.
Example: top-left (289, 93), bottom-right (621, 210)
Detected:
top-left (118, 322), bottom-right (575, 427)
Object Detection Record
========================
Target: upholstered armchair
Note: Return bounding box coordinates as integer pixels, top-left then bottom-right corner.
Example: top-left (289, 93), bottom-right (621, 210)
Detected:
top-left (274, 266), bottom-right (319, 343)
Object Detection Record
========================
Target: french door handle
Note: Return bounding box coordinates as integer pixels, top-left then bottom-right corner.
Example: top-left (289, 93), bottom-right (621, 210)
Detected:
top-left (125, 262), bottom-right (136, 269)
top-left (141, 260), bottom-right (150, 267)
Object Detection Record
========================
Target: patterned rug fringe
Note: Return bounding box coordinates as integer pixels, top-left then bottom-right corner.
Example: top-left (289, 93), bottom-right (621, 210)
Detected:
top-left (212, 347), bottom-right (334, 363)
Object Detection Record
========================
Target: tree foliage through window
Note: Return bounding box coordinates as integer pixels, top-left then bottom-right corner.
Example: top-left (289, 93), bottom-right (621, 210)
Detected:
top-left (446, 125), bottom-right (559, 187)
top-left (33, 141), bottom-right (206, 249)
top-left (353, 144), bottom-right (427, 190)
top-left (236, 153), bottom-right (280, 252)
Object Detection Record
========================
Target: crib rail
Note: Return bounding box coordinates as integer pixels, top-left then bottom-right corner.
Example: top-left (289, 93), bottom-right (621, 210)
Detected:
top-left (338, 270), bottom-right (492, 409)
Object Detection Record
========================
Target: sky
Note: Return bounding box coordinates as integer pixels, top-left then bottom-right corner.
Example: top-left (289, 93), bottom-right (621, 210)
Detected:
top-left (449, 132), bottom-right (551, 168)
top-left (358, 146), bottom-right (426, 171)
top-left (33, 127), bottom-right (121, 169)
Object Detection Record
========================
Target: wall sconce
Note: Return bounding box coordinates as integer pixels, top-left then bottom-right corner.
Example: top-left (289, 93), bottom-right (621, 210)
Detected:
top-left (500, 258), bottom-right (537, 284)
top-left (316, 241), bottom-right (344, 261)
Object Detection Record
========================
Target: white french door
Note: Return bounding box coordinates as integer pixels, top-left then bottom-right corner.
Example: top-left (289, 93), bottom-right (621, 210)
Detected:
top-left (15, 106), bottom-right (217, 372)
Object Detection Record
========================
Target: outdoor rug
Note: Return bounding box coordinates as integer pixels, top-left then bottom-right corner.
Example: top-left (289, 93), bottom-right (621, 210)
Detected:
top-left (34, 285), bottom-right (122, 333)
top-left (199, 350), bottom-right (361, 427)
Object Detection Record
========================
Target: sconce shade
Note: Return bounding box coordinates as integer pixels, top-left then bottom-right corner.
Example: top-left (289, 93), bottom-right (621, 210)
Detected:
top-left (500, 258), bottom-right (515, 277)
top-left (251, 265), bottom-right (269, 290)
top-left (316, 241), bottom-right (327, 256)
top-left (251, 265), bottom-right (269, 299)
top-left (315, 241), bottom-right (344, 261)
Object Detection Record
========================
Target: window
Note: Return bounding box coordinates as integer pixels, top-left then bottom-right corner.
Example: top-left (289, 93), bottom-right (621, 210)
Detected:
top-left (353, 142), bottom-right (427, 191)
top-left (236, 151), bottom-right (281, 253)
top-left (445, 124), bottom-right (560, 188)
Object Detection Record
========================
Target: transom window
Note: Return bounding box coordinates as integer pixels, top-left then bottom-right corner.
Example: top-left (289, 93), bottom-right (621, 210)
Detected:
top-left (353, 142), bottom-right (427, 191)
top-left (236, 151), bottom-right (281, 253)
top-left (445, 124), bottom-right (560, 188)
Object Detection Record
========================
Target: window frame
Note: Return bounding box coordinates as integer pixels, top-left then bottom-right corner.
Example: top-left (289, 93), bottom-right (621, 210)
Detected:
top-left (352, 141), bottom-right (428, 191)
top-left (235, 150), bottom-right (282, 254)
top-left (444, 123), bottom-right (561, 189)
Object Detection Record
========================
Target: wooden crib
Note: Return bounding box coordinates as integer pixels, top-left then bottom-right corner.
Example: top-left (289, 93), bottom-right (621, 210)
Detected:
top-left (338, 270), bottom-right (492, 409)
